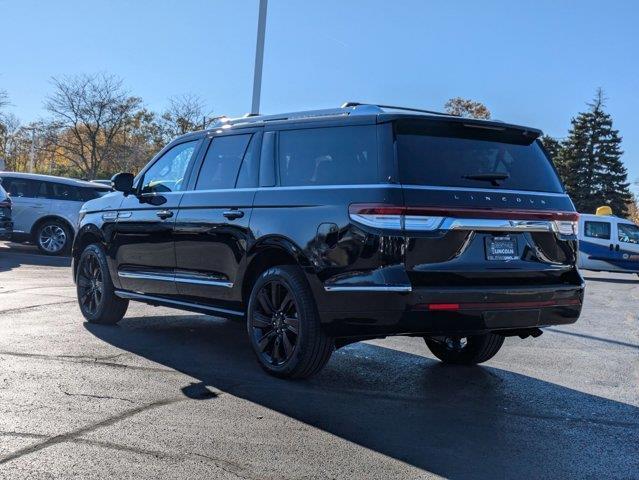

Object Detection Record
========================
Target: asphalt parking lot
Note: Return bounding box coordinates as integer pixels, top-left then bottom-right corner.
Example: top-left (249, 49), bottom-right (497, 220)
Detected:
top-left (0, 241), bottom-right (637, 480)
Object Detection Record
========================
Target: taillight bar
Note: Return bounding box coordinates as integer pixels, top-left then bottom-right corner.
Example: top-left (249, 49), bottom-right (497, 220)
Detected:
top-left (349, 204), bottom-right (579, 234)
top-left (0, 200), bottom-right (11, 208)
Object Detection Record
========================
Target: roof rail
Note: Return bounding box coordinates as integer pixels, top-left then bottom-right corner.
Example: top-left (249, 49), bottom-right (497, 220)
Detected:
top-left (210, 106), bottom-right (361, 128)
top-left (341, 102), bottom-right (452, 117)
top-left (209, 102), bottom-right (453, 129)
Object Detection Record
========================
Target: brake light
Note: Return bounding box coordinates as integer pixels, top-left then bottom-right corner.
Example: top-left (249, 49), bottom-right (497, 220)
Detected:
top-left (348, 204), bottom-right (444, 231)
top-left (554, 219), bottom-right (578, 236)
top-left (427, 303), bottom-right (460, 311)
top-left (0, 199), bottom-right (10, 209)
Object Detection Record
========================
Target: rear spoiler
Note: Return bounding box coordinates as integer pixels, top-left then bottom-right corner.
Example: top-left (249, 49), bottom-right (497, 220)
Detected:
top-left (383, 115), bottom-right (542, 144)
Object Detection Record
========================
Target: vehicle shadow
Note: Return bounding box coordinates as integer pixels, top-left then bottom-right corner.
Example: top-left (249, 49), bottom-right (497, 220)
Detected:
top-left (85, 315), bottom-right (638, 479)
top-left (0, 242), bottom-right (71, 273)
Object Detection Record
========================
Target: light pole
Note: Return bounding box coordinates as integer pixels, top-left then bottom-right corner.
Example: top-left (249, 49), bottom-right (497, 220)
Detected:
top-left (21, 125), bottom-right (38, 173)
top-left (251, 0), bottom-right (268, 115)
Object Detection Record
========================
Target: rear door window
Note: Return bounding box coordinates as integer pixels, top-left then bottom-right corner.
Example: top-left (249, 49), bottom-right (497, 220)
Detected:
top-left (278, 126), bottom-right (378, 186)
top-left (195, 134), bottom-right (252, 190)
top-left (584, 221), bottom-right (611, 240)
top-left (396, 120), bottom-right (564, 193)
top-left (45, 182), bottom-right (81, 201)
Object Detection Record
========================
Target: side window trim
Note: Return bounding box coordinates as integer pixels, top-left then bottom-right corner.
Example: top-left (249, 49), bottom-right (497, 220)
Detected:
top-left (234, 131), bottom-right (262, 188)
top-left (259, 131), bottom-right (277, 187)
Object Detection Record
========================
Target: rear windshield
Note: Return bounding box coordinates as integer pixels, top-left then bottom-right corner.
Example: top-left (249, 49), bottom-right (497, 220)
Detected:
top-left (396, 120), bottom-right (564, 193)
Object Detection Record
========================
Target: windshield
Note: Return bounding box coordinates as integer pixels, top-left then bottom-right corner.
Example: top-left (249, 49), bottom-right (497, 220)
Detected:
top-left (618, 223), bottom-right (639, 244)
top-left (395, 120), bottom-right (564, 193)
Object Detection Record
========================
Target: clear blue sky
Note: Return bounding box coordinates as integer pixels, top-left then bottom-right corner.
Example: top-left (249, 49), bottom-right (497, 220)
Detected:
top-left (1, 0), bottom-right (638, 189)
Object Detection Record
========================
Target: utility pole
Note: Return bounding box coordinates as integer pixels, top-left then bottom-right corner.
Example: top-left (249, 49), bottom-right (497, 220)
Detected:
top-left (251, 0), bottom-right (268, 115)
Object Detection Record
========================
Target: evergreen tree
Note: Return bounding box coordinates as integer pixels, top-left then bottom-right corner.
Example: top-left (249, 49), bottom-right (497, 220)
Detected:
top-left (540, 135), bottom-right (571, 184)
top-left (558, 89), bottom-right (631, 215)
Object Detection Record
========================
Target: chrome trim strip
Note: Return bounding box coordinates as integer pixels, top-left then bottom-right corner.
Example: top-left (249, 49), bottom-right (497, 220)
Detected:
top-left (263, 184), bottom-right (400, 191)
top-left (174, 276), bottom-right (233, 288)
top-left (443, 218), bottom-right (556, 233)
top-left (114, 290), bottom-right (244, 317)
top-left (324, 285), bottom-right (412, 292)
top-left (178, 184), bottom-right (568, 196)
top-left (118, 271), bottom-right (175, 282)
top-left (118, 271), bottom-right (234, 288)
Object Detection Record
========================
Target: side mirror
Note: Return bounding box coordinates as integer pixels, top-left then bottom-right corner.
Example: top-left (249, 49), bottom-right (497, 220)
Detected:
top-left (111, 172), bottom-right (135, 194)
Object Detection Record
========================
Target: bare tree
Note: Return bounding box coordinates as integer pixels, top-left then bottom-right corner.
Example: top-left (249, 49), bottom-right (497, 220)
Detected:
top-left (0, 114), bottom-right (22, 168)
top-left (0, 89), bottom-right (8, 111)
top-left (444, 97), bottom-right (491, 119)
top-left (159, 94), bottom-right (217, 142)
top-left (0, 89), bottom-right (19, 170)
top-left (44, 73), bottom-right (141, 178)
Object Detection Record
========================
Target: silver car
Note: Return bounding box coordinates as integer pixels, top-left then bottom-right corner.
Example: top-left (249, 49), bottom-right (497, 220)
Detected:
top-left (0, 181), bottom-right (12, 239)
top-left (0, 172), bottom-right (111, 255)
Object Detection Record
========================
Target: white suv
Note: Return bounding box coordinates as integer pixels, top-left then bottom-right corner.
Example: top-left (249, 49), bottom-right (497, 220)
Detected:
top-left (0, 172), bottom-right (110, 255)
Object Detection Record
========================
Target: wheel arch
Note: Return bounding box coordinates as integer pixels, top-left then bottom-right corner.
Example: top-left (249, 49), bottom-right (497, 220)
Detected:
top-left (30, 215), bottom-right (76, 240)
top-left (71, 224), bottom-right (106, 280)
top-left (240, 235), bottom-right (316, 307)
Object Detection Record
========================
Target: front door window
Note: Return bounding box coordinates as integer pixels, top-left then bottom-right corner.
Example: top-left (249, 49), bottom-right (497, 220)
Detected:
top-left (140, 140), bottom-right (199, 194)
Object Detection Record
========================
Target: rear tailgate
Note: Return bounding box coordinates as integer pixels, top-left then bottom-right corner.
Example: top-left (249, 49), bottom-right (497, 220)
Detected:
top-left (394, 118), bottom-right (581, 288)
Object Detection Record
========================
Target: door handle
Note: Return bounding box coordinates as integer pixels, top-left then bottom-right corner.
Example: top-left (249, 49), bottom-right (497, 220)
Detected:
top-left (615, 244), bottom-right (620, 252)
top-left (609, 244), bottom-right (614, 250)
top-left (156, 209), bottom-right (174, 220)
top-left (223, 210), bottom-right (244, 220)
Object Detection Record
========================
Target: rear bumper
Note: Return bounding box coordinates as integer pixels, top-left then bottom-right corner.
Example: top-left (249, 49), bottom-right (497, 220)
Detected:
top-left (318, 283), bottom-right (584, 337)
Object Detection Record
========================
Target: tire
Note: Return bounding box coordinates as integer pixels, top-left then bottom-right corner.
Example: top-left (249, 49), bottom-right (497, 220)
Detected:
top-left (35, 219), bottom-right (71, 255)
top-left (76, 243), bottom-right (129, 324)
top-left (424, 333), bottom-right (504, 365)
top-left (247, 265), bottom-right (334, 379)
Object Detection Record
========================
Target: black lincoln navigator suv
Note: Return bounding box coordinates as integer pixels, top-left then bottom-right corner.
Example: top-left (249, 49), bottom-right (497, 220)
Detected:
top-left (72, 103), bottom-right (584, 378)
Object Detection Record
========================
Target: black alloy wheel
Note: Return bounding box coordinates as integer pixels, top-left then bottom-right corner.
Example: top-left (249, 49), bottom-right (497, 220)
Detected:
top-left (249, 279), bottom-right (300, 366)
top-left (77, 250), bottom-right (104, 316)
top-left (247, 265), bottom-right (333, 379)
top-left (76, 243), bottom-right (129, 324)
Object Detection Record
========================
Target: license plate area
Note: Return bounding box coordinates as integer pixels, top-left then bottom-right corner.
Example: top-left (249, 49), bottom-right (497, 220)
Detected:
top-left (485, 235), bottom-right (519, 261)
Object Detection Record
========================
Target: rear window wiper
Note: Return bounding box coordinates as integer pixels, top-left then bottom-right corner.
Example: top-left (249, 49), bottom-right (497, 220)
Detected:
top-left (461, 173), bottom-right (510, 186)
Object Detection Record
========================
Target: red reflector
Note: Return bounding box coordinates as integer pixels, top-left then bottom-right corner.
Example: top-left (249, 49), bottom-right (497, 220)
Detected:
top-left (417, 298), bottom-right (580, 311)
top-left (427, 303), bottom-right (460, 311)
